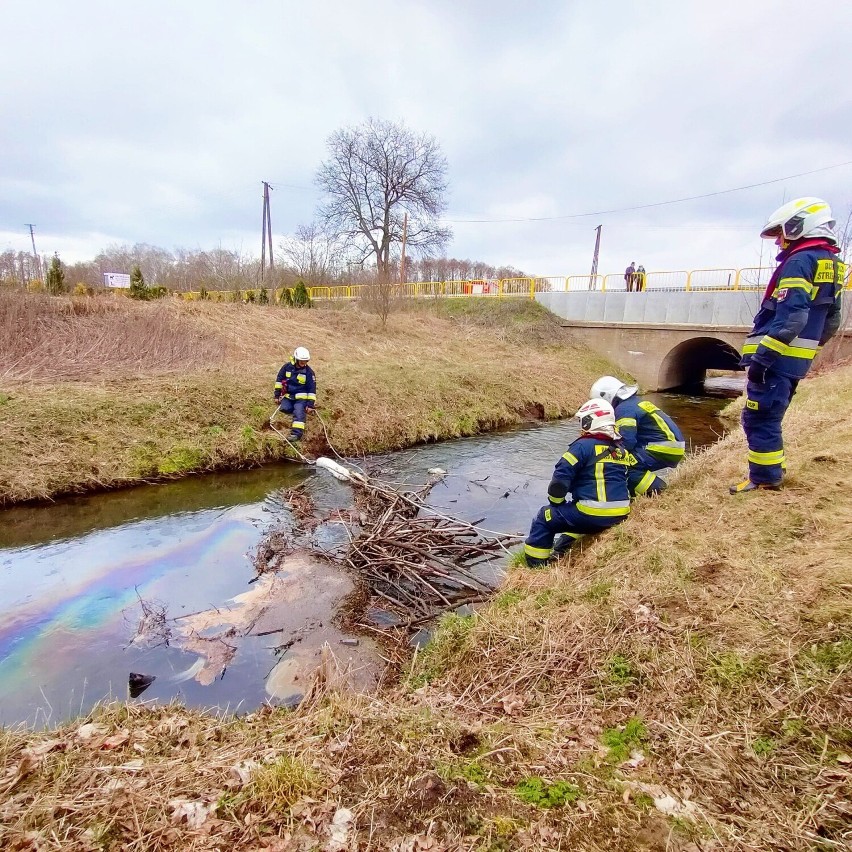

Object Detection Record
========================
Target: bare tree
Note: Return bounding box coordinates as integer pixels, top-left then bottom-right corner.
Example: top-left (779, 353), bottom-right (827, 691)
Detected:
top-left (316, 118), bottom-right (451, 279)
top-left (279, 221), bottom-right (343, 285)
top-left (837, 202), bottom-right (852, 263)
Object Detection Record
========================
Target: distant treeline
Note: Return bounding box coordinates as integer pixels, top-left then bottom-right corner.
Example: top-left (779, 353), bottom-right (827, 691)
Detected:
top-left (0, 243), bottom-right (529, 293)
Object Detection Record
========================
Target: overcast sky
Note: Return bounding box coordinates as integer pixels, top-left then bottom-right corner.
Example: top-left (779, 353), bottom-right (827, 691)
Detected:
top-left (2, 0), bottom-right (851, 277)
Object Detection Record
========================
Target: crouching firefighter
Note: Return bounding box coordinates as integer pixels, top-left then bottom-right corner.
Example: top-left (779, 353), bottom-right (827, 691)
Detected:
top-left (590, 375), bottom-right (685, 496)
top-left (732, 197), bottom-right (845, 493)
top-left (523, 399), bottom-right (632, 568)
top-left (273, 346), bottom-right (316, 442)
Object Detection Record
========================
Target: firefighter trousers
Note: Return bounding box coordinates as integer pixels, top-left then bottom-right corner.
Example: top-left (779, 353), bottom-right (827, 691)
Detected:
top-left (742, 372), bottom-right (798, 484)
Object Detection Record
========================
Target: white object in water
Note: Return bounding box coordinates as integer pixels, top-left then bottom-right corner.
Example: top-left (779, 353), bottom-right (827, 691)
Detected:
top-left (428, 467), bottom-right (447, 476)
top-left (315, 456), bottom-right (367, 484)
top-left (171, 657), bottom-right (205, 683)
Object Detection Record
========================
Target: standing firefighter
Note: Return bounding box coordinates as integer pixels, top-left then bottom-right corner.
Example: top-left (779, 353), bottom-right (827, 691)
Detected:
top-left (273, 346), bottom-right (316, 442)
top-left (590, 375), bottom-right (685, 496)
top-left (524, 399), bottom-right (632, 568)
top-left (732, 198), bottom-right (845, 493)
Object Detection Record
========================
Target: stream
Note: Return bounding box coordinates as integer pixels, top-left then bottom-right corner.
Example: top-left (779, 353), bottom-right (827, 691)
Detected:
top-left (0, 388), bottom-right (736, 727)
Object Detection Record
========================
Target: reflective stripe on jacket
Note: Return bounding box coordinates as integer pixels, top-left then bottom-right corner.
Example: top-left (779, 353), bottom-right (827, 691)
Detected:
top-left (741, 248), bottom-right (845, 380)
top-left (275, 358), bottom-right (317, 404)
top-left (614, 397), bottom-right (685, 464)
top-left (547, 436), bottom-right (632, 518)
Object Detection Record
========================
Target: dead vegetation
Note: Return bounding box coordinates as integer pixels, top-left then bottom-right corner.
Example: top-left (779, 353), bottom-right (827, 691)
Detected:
top-left (0, 291), bottom-right (226, 381)
top-left (2, 367), bottom-right (850, 850)
top-left (0, 294), bottom-right (606, 505)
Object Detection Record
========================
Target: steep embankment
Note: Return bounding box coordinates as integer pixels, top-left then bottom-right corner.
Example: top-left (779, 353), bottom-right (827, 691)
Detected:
top-left (1, 367), bottom-right (849, 851)
top-left (0, 294), bottom-right (614, 505)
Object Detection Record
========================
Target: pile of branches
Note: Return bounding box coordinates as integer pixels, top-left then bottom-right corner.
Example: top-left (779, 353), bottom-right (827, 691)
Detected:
top-left (316, 477), bottom-right (512, 627)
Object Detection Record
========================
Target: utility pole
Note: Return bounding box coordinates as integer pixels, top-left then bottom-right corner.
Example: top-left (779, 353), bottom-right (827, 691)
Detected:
top-left (260, 182), bottom-right (274, 281)
top-left (589, 224), bottom-right (602, 290)
top-left (25, 224), bottom-right (42, 281)
top-left (399, 212), bottom-right (408, 283)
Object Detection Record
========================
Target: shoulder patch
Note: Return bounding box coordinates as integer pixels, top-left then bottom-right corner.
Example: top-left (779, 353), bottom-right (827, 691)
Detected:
top-left (775, 288), bottom-right (789, 301)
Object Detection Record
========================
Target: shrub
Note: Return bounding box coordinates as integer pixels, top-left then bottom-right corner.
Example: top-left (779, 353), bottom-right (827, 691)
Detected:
top-left (258, 287), bottom-right (269, 304)
top-left (73, 283), bottom-right (91, 296)
top-left (293, 280), bottom-right (312, 308)
top-left (129, 265), bottom-right (147, 300)
top-left (279, 288), bottom-right (293, 307)
top-left (45, 254), bottom-right (67, 295)
top-left (199, 287), bottom-right (210, 301)
top-left (244, 289), bottom-right (257, 303)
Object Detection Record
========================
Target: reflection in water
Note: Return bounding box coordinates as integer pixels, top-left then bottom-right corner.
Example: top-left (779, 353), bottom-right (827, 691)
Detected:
top-left (0, 395), bottom-right (730, 726)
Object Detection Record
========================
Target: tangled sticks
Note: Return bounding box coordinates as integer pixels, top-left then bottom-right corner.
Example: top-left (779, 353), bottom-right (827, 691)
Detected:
top-left (309, 473), bottom-right (512, 628)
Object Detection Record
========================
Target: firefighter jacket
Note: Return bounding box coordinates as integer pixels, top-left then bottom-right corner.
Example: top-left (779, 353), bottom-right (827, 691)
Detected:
top-left (546, 435), bottom-right (632, 518)
top-left (741, 241), bottom-right (845, 380)
top-left (274, 358), bottom-right (316, 406)
top-left (613, 396), bottom-right (686, 466)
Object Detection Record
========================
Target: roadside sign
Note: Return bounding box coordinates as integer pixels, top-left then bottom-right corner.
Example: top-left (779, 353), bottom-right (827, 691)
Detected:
top-left (103, 272), bottom-right (131, 288)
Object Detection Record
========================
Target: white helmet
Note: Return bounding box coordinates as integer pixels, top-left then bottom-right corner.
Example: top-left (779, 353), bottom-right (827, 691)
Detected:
top-left (590, 375), bottom-right (638, 404)
top-left (760, 197), bottom-right (836, 243)
top-left (576, 398), bottom-right (618, 438)
top-left (294, 346), bottom-right (310, 361)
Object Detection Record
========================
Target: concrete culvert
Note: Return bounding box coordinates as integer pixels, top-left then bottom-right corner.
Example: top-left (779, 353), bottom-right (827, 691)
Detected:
top-left (658, 336), bottom-right (743, 390)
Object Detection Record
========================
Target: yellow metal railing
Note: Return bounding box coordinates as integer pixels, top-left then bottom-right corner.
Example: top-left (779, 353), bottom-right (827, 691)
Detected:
top-left (164, 263), bottom-right (850, 303)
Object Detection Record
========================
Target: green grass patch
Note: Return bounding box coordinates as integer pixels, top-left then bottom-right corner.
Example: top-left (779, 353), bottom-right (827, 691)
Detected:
top-left (799, 639), bottom-right (852, 674)
top-left (605, 654), bottom-right (637, 687)
top-left (601, 717), bottom-right (648, 763)
top-left (582, 579), bottom-right (612, 603)
top-left (436, 758), bottom-right (490, 787)
top-left (706, 651), bottom-right (768, 690)
top-left (493, 588), bottom-right (526, 609)
top-left (408, 612), bottom-right (476, 688)
top-left (515, 777), bottom-right (582, 808)
top-left (241, 755), bottom-right (321, 810)
top-left (751, 736), bottom-right (776, 757)
top-left (157, 445), bottom-right (206, 475)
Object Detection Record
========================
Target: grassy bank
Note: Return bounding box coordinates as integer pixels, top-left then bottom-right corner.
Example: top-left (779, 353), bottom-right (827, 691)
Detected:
top-left (2, 366), bottom-right (850, 850)
top-left (0, 293), bottom-right (614, 506)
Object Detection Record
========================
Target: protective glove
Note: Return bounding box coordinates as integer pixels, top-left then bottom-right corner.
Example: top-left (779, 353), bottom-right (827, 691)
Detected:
top-left (747, 363), bottom-right (768, 385)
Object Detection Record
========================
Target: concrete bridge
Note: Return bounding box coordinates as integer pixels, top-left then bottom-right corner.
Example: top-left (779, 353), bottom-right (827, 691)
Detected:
top-left (537, 290), bottom-right (758, 390)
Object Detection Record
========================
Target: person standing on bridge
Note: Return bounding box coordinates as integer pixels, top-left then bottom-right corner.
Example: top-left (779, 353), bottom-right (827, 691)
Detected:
top-left (732, 197), bottom-right (845, 494)
top-left (273, 346), bottom-right (317, 442)
top-left (590, 375), bottom-right (686, 496)
top-left (624, 261), bottom-right (636, 292)
top-left (524, 399), bottom-right (632, 567)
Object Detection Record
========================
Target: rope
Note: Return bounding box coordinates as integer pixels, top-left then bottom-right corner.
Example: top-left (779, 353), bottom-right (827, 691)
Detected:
top-left (313, 411), bottom-right (524, 544)
top-left (268, 408), bottom-right (314, 464)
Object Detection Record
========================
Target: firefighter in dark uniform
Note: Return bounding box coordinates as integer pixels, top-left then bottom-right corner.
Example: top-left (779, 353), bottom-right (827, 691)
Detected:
top-left (732, 197), bottom-right (845, 493)
top-left (524, 399), bottom-right (632, 567)
top-left (590, 376), bottom-right (685, 496)
top-left (273, 346), bottom-right (316, 441)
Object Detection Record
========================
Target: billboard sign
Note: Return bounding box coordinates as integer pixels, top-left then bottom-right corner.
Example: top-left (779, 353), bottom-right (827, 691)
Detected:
top-left (103, 272), bottom-right (131, 288)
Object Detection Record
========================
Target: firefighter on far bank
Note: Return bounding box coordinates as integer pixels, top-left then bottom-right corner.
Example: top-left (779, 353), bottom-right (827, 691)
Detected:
top-left (732, 197), bottom-right (845, 494)
top-left (524, 399), bottom-right (632, 568)
top-left (273, 346), bottom-right (316, 442)
top-left (590, 376), bottom-right (685, 496)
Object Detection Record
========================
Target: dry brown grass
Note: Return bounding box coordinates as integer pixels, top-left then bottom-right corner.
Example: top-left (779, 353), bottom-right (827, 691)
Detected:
top-left (0, 295), bottom-right (610, 505)
top-left (0, 291), bottom-right (226, 381)
top-left (2, 368), bottom-right (850, 850)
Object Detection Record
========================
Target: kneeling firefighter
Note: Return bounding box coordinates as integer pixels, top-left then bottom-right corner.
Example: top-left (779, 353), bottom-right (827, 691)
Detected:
top-left (524, 399), bottom-right (632, 568)
top-left (732, 197), bottom-right (844, 493)
top-left (590, 376), bottom-right (685, 496)
top-left (273, 346), bottom-right (317, 441)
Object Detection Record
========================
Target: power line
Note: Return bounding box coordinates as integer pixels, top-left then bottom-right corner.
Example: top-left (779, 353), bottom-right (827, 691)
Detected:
top-left (445, 159), bottom-right (852, 224)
